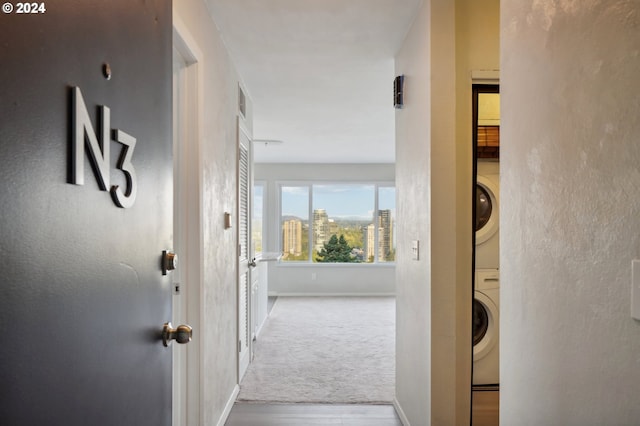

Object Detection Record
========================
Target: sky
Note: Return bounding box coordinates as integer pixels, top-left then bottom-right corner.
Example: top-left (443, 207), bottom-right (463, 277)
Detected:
top-left (281, 184), bottom-right (395, 220)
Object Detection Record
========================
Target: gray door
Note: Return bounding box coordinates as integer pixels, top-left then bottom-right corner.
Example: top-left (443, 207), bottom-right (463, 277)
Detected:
top-left (0, 1), bottom-right (174, 425)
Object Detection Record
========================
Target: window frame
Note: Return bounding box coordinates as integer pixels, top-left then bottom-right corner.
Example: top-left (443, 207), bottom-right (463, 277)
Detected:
top-left (252, 180), bottom-right (266, 258)
top-left (277, 180), bottom-right (396, 266)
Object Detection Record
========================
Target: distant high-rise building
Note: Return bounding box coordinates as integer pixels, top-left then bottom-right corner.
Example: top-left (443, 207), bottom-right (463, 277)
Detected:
top-left (363, 210), bottom-right (394, 262)
top-left (282, 219), bottom-right (302, 256)
top-left (313, 209), bottom-right (330, 252)
top-left (378, 209), bottom-right (393, 260)
top-left (363, 223), bottom-right (378, 261)
top-left (328, 219), bottom-right (338, 236)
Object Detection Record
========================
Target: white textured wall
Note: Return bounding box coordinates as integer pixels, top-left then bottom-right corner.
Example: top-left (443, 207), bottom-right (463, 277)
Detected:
top-left (501, 1), bottom-right (640, 424)
top-left (255, 163), bottom-right (396, 295)
top-left (394, 1), bottom-right (433, 423)
top-left (425, 0), bottom-right (460, 423)
top-left (174, 2), bottom-right (251, 425)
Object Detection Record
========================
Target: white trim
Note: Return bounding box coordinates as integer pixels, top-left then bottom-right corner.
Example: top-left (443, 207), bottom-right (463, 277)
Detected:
top-left (172, 49), bottom-right (187, 426)
top-left (173, 13), bottom-right (203, 64)
top-left (173, 11), bottom-right (205, 426)
top-left (217, 385), bottom-right (240, 426)
top-left (393, 397), bottom-right (411, 426)
top-left (254, 311), bottom-right (269, 339)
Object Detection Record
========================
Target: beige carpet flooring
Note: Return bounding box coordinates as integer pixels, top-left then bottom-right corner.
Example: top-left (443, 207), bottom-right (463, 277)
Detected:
top-left (237, 296), bottom-right (395, 404)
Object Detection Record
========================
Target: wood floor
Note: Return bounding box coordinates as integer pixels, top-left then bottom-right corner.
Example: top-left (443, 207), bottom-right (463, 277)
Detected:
top-left (225, 403), bottom-right (403, 426)
top-left (226, 394), bottom-right (498, 426)
top-left (472, 389), bottom-right (499, 426)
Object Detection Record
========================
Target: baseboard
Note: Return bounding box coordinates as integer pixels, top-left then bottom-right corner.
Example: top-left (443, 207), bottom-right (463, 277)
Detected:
top-left (254, 315), bottom-right (268, 338)
top-left (393, 397), bottom-right (410, 426)
top-left (217, 384), bottom-right (239, 426)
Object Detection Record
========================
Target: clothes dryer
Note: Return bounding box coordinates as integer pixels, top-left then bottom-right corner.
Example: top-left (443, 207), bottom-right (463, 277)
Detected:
top-left (473, 268), bottom-right (499, 386)
top-left (475, 161), bottom-right (499, 270)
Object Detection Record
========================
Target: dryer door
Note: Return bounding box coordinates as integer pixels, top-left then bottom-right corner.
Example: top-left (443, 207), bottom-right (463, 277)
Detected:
top-left (473, 291), bottom-right (499, 360)
top-left (475, 175), bottom-right (499, 245)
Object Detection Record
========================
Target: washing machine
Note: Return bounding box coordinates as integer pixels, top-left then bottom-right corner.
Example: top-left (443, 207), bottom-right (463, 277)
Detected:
top-left (475, 161), bottom-right (499, 270)
top-left (473, 268), bottom-right (499, 386)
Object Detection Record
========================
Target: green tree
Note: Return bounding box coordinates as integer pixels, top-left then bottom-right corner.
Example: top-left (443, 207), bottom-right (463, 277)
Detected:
top-left (316, 234), bottom-right (357, 263)
top-left (341, 228), bottom-right (364, 250)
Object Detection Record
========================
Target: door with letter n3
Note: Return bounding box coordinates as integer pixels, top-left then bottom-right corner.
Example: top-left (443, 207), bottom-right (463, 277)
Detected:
top-left (0, 1), bottom-right (179, 425)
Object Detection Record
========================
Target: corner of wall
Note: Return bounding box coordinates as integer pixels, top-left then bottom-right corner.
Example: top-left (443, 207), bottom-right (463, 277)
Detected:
top-left (394, 0), bottom-right (432, 423)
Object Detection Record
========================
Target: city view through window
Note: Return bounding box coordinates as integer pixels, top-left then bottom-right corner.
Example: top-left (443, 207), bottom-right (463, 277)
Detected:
top-left (281, 184), bottom-right (396, 263)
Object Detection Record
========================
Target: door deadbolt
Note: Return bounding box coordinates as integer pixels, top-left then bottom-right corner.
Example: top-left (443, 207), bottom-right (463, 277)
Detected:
top-left (162, 250), bottom-right (178, 275)
top-left (162, 322), bottom-right (192, 347)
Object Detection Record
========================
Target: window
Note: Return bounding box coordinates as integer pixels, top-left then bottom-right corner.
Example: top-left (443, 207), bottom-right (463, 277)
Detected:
top-left (280, 183), bottom-right (395, 264)
top-left (377, 186), bottom-right (396, 262)
top-left (281, 186), bottom-right (310, 261)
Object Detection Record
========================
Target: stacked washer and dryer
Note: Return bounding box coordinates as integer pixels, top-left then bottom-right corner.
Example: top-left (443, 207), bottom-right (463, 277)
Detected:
top-left (473, 160), bottom-right (500, 387)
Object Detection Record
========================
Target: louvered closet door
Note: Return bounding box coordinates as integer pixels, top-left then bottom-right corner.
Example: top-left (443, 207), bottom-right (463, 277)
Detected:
top-left (237, 122), bottom-right (252, 381)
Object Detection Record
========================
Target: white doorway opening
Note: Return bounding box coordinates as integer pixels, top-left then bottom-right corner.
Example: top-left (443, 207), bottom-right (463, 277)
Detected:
top-left (172, 19), bottom-right (204, 426)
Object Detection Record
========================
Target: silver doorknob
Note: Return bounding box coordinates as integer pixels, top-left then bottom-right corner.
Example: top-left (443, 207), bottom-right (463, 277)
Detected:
top-left (162, 322), bottom-right (192, 347)
top-left (249, 257), bottom-right (257, 267)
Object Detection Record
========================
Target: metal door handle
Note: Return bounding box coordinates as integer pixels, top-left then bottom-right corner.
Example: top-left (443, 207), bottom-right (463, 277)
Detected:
top-left (249, 257), bottom-right (257, 267)
top-left (162, 322), bottom-right (192, 347)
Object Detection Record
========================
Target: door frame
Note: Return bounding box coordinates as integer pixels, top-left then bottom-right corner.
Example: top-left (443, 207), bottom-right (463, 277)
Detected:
top-left (470, 73), bottom-right (500, 424)
top-left (173, 16), bottom-right (204, 426)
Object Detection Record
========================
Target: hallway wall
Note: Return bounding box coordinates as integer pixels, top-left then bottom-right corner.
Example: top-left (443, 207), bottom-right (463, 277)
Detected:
top-left (394, 0), bottom-right (499, 424)
top-left (501, 1), bottom-right (640, 424)
top-left (394, 1), bottom-right (433, 422)
top-left (174, 2), bottom-right (252, 424)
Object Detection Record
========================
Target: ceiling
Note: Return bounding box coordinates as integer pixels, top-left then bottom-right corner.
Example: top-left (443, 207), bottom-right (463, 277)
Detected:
top-left (205, 0), bottom-right (422, 163)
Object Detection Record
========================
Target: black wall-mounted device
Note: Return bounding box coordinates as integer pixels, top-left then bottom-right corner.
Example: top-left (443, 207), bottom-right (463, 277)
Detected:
top-left (394, 75), bottom-right (404, 109)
